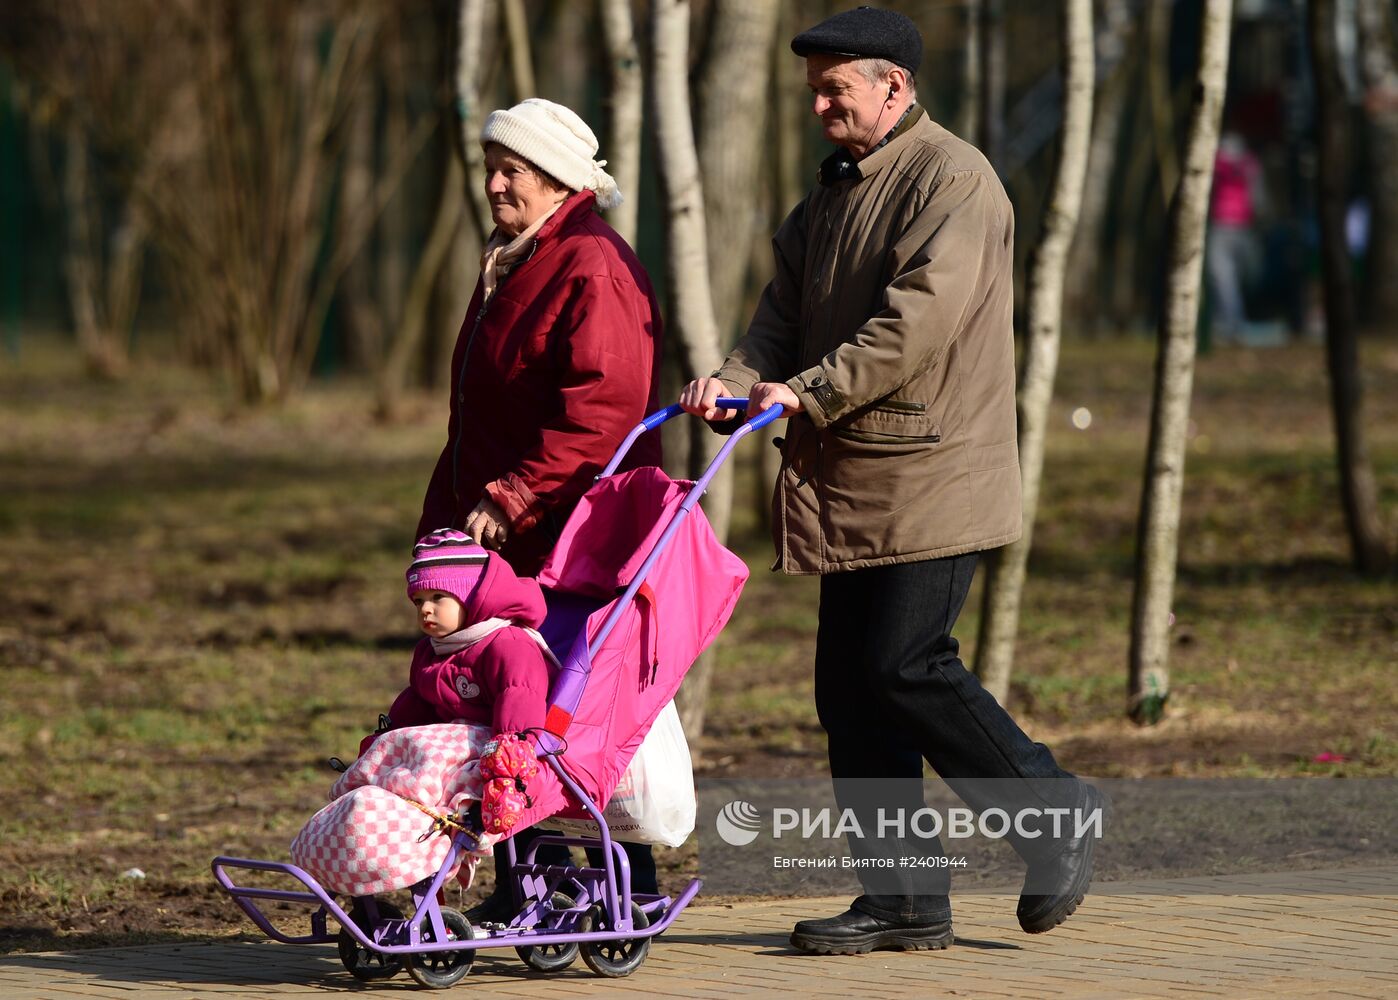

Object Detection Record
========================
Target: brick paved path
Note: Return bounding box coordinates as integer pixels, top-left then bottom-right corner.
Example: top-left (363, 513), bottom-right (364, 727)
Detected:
top-left (2, 868), bottom-right (1394, 998)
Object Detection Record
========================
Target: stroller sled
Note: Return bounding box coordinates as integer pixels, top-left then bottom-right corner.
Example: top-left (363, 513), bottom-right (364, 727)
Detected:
top-left (212, 400), bottom-right (779, 987)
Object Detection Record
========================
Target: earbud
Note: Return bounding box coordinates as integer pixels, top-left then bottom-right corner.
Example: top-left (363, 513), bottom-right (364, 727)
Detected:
top-left (887, 86), bottom-right (895, 102)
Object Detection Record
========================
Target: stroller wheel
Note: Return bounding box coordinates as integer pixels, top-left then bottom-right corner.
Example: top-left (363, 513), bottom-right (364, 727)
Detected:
top-left (337, 898), bottom-right (405, 981)
top-left (579, 901), bottom-right (650, 978)
top-left (404, 907), bottom-right (475, 989)
top-left (515, 891), bottom-right (581, 973)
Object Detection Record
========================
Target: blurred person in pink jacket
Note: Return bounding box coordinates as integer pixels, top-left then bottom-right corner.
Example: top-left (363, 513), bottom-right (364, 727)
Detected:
top-left (1207, 132), bottom-right (1266, 343)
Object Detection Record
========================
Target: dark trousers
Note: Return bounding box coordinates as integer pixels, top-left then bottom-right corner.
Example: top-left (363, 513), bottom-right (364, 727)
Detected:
top-left (814, 553), bottom-right (1081, 923)
top-left (491, 828), bottom-right (658, 897)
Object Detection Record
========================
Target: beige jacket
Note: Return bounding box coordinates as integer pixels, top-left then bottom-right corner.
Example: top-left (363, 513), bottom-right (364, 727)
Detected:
top-left (716, 109), bottom-right (1021, 574)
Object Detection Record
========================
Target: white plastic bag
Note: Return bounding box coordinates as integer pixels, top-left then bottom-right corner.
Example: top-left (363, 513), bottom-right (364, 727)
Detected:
top-left (552, 701), bottom-right (695, 847)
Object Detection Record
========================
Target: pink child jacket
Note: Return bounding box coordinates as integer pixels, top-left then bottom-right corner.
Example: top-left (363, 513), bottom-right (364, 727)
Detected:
top-left (386, 551), bottom-right (552, 736)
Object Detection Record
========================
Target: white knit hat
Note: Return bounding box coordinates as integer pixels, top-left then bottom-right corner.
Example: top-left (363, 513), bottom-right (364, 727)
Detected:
top-left (480, 98), bottom-right (622, 210)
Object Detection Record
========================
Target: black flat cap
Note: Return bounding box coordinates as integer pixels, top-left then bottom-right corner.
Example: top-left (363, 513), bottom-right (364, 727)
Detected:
top-left (791, 6), bottom-right (922, 76)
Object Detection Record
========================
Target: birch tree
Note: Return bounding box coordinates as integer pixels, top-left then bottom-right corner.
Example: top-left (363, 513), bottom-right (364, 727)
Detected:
top-left (1065, 0), bottom-right (1137, 331)
top-left (697, 0), bottom-right (782, 344)
top-left (600, 0), bottom-right (643, 246)
top-left (455, 0), bottom-right (493, 243)
top-left (754, 1), bottom-right (806, 530)
top-left (974, 0), bottom-right (1095, 705)
top-left (650, 0), bottom-right (731, 741)
top-left (1127, 0), bottom-right (1233, 726)
top-left (1309, 0), bottom-right (1393, 576)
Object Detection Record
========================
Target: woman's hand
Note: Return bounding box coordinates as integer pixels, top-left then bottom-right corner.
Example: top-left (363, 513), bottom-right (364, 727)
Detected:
top-left (466, 498), bottom-right (509, 550)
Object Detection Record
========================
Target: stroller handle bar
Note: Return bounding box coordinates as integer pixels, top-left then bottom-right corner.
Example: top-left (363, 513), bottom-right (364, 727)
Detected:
top-left (536, 398), bottom-right (783, 754)
top-left (600, 398), bottom-right (784, 481)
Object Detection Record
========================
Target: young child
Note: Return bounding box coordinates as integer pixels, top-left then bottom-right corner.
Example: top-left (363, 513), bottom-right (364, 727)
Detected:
top-left (364, 529), bottom-right (557, 752)
top-left (291, 531), bottom-right (559, 897)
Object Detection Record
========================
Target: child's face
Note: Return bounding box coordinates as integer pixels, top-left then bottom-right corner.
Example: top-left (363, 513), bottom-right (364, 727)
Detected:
top-left (411, 590), bottom-right (466, 638)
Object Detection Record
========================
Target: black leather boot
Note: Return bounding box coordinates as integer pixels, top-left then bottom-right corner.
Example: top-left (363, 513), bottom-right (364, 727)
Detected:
top-left (464, 889), bottom-right (514, 925)
top-left (1017, 784), bottom-right (1109, 933)
top-left (790, 906), bottom-right (954, 955)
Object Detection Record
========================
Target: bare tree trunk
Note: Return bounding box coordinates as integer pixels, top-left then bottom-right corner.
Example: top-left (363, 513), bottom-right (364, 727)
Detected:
top-left (651, 0), bottom-right (731, 743)
top-left (600, 0), bottom-right (642, 246)
top-left (62, 120), bottom-right (129, 379)
top-left (698, 0), bottom-right (782, 343)
top-left (103, 188), bottom-right (146, 362)
top-left (1147, 0), bottom-right (1179, 211)
top-left (754, 1), bottom-right (804, 533)
top-left (338, 74), bottom-right (382, 369)
top-left (1128, 0), bottom-right (1233, 726)
top-left (979, 0), bottom-right (1006, 170)
top-left (455, 0), bottom-right (493, 243)
top-left (62, 120), bottom-right (103, 368)
top-left (1356, 0), bottom-right (1398, 324)
top-left (1065, 0), bottom-right (1137, 332)
top-left (1110, 67), bottom-right (1157, 330)
top-left (975, 0), bottom-right (1095, 706)
top-left (959, 0), bottom-right (983, 142)
top-left (431, 214), bottom-right (477, 391)
top-left (377, 148), bottom-right (465, 420)
top-left (377, 21), bottom-right (409, 345)
top-left (535, 1), bottom-right (589, 115)
top-left (501, 0), bottom-right (535, 101)
top-left (1309, 0), bottom-right (1393, 576)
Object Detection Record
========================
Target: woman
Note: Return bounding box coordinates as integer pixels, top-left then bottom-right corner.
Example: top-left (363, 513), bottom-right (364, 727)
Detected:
top-left (418, 97), bottom-right (662, 573)
top-left (415, 98), bottom-right (662, 919)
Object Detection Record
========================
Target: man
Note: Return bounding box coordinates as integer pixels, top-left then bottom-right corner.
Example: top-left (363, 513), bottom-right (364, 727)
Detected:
top-left (680, 7), bottom-right (1104, 956)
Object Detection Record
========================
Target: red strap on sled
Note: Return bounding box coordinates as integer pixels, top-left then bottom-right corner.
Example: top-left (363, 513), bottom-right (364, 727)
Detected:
top-left (635, 581), bottom-right (660, 676)
top-left (544, 704), bottom-right (572, 738)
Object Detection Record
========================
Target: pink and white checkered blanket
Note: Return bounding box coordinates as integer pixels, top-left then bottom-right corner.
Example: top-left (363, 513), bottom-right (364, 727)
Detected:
top-left (289, 724), bottom-right (500, 896)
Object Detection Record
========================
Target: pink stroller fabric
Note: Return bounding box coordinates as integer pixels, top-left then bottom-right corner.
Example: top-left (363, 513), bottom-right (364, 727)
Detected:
top-left (536, 466), bottom-right (748, 821)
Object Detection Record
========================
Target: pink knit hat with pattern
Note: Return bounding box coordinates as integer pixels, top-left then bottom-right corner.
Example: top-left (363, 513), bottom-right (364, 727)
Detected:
top-left (405, 529), bottom-right (488, 606)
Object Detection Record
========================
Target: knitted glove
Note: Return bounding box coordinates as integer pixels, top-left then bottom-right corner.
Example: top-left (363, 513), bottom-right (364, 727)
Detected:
top-left (479, 733), bottom-right (538, 836)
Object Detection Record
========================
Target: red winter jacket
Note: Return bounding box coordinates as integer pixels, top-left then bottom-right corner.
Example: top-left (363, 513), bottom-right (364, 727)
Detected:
top-left (418, 191), bottom-right (663, 575)
top-left (384, 551), bottom-right (552, 736)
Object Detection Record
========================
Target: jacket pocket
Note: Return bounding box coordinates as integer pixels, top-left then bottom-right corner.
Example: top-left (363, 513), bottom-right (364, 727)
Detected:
top-left (832, 401), bottom-right (941, 445)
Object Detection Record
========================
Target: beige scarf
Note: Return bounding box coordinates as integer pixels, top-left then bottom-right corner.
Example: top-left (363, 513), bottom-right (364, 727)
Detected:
top-left (479, 199), bottom-right (566, 303)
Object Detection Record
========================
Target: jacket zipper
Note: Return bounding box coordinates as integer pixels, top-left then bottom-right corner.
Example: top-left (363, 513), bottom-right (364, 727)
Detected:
top-left (873, 399), bottom-right (927, 414)
top-left (833, 429), bottom-right (942, 445)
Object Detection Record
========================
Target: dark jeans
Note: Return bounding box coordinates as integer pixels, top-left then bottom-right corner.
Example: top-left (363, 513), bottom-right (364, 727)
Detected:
top-left (490, 828), bottom-right (658, 897)
top-left (814, 553), bottom-right (1082, 923)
